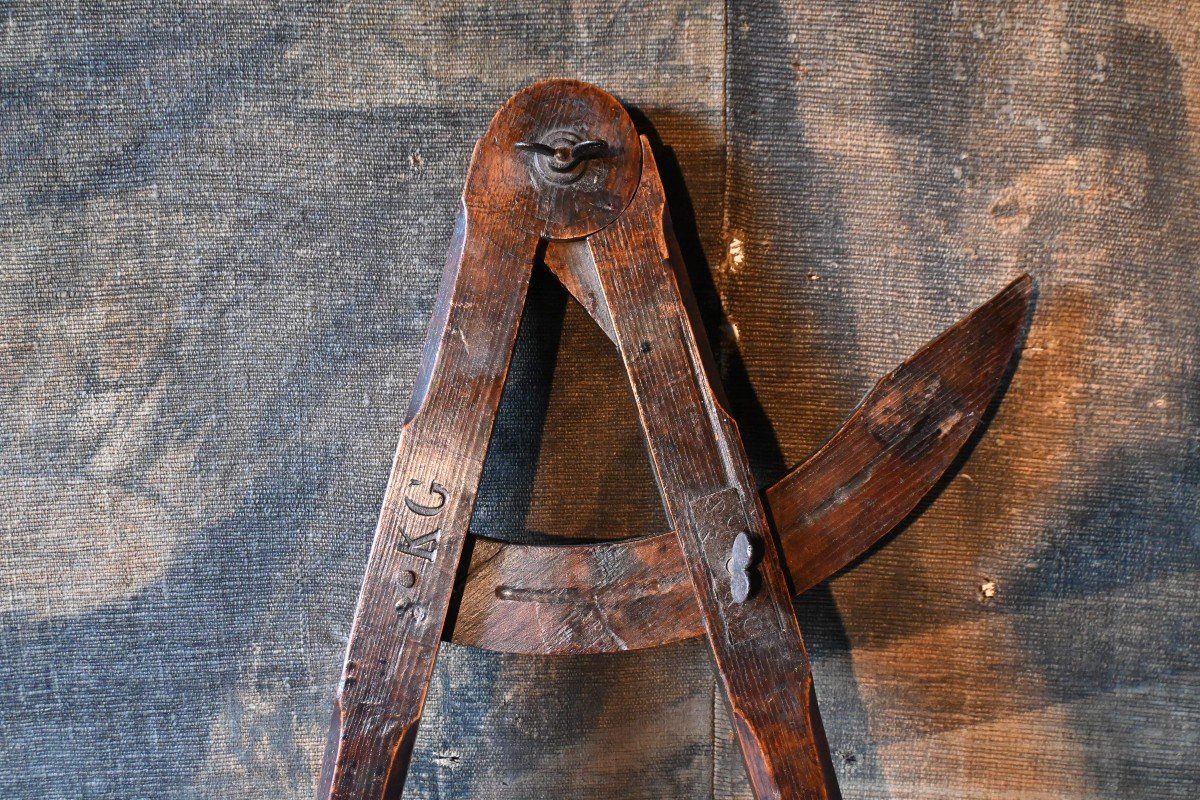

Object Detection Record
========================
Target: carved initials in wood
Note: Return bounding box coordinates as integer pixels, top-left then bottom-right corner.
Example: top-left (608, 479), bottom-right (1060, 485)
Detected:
top-left (397, 479), bottom-right (448, 561)
top-left (398, 528), bottom-right (441, 562)
top-left (405, 479), bottom-right (448, 516)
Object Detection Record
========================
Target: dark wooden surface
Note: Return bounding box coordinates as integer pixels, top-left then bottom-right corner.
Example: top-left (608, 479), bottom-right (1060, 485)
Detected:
top-left (0, 2), bottom-right (1196, 799)
top-left (450, 274), bottom-right (1029, 656)
top-left (586, 137), bottom-right (834, 799)
top-left (319, 81), bottom-right (645, 800)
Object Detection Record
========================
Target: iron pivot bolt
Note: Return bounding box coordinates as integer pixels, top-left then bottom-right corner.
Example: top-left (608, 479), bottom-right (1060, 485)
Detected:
top-left (515, 134), bottom-right (610, 184)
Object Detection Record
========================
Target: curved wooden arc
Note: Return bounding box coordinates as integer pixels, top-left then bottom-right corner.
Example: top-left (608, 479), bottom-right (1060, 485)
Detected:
top-left (448, 275), bottom-right (1031, 654)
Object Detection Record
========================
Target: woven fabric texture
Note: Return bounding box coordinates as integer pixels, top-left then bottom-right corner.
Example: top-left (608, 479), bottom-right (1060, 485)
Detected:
top-left (1, 2), bottom-right (1196, 798)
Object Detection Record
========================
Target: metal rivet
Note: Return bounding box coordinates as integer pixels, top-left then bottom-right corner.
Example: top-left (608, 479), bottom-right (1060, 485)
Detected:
top-left (728, 531), bottom-right (756, 603)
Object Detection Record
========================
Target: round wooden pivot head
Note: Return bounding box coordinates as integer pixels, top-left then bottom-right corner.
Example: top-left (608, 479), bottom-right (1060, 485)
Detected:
top-left (463, 79), bottom-right (642, 241)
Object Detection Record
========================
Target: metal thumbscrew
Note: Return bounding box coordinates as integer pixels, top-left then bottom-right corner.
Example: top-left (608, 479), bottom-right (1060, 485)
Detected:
top-left (515, 138), bottom-right (609, 172)
top-left (728, 531), bottom-right (757, 603)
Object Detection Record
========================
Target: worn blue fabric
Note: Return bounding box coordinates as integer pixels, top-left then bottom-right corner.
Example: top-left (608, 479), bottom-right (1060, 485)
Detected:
top-left (1, 2), bottom-right (1196, 798)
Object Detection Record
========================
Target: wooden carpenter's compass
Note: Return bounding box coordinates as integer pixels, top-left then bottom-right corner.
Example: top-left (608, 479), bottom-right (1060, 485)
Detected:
top-left (317, 80), bottom-right (1031, 800)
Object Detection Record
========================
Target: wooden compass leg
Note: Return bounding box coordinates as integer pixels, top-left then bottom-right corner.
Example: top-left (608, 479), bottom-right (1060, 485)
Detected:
top-left (320, 78), bottom-right (646, 800)
top-left (586, 139), bottom-right (839, 800)
top-left (319, 210), bottom-right (538, 800)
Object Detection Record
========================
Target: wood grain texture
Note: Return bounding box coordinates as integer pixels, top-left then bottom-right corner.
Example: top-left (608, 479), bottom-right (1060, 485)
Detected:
top-left (319, 211), bottom-right (538, 800)
top-left (582, 139), bottom-right (833, 799)
top-left (447, 275), bottom-right (1030, 655)
top-left (0, 1), bottom-right (1195, 799)
top-left (321, 81), bottom-right (645, 798)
